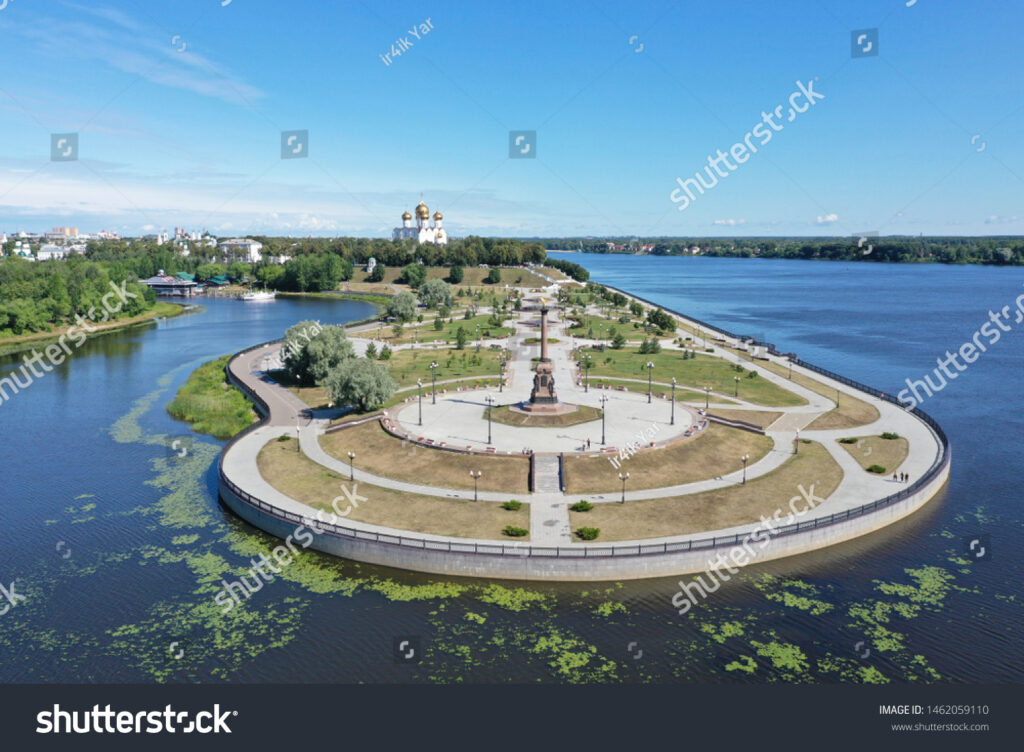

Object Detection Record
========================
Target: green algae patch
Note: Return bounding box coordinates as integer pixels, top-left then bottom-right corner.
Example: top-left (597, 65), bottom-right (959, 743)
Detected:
top-left (750, 638), bottom-right (810, 681)
top-left (527, 628), bottom-right (619, 682)
top-left (725, 655), bottom-right (757, 674)
top-left (700, 619), bottom-right (747, 644)
top-left (593, 600), bottom-right (627, 617)
top-left (477, 584), bottom-right (552, 612)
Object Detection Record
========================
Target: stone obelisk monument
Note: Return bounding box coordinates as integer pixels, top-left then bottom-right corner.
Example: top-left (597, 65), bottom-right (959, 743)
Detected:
top-left (525, 299), bottom-right (560, 411)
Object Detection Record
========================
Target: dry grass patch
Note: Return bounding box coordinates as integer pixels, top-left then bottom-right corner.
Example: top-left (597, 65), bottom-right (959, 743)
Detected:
top-left (564, 423), bottom-right (774, 494)
top-left (761, 361), bottom-right (880, 430)
top-left (258, 439), bottom-right (529, 539)
top-left (710, 409), bottom-right (784, 429)
top-left (838, 435), bottom-right (909, 473)
top-left (320, 419), bottom-right (530, 494)
top-left (568, 440), bottom-right (842, 541)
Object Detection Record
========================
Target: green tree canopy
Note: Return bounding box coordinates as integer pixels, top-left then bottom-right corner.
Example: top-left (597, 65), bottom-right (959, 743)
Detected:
top-left (417, 278), bottom-right (452, 309)
top-left (387, 291), bottom-right (418, 322)
top-left (282, 321), bottom-right (355, 386)
top-left (326, 357), bottom-right (397, 412)
top-left (401, 262), bottom-right (427, 289)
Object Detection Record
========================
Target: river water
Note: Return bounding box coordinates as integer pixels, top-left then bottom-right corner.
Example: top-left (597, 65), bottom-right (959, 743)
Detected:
top-left (1, 256), bottom-right (1021, 684)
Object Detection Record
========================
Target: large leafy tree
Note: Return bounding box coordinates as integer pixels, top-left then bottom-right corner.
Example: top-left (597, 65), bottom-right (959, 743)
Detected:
top-left (401, 262), bottom-right (427, 289)
top-left (386, 291), bottom-right (418, 322)
top-left (326, 357), bottom-right (397, 412)
top-left (417, 278), bottom-right (452, 310)
top-left (282, 321), bottom-right (354, 386)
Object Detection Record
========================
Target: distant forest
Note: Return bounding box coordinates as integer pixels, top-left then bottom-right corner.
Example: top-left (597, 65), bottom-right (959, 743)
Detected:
top-left (537, 237), bottom-right (1024, 265)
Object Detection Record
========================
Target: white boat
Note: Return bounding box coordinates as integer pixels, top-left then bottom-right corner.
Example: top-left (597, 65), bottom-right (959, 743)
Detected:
top-left (240, 290), bottom-right (276, 301)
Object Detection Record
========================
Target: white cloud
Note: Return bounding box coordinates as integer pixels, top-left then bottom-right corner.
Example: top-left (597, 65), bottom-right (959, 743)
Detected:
top-left (713, 218), bottom-right (746, 226)
top-left (815, 213), bottom-right (839, 224)
top-left (984, 215), bottom-right (1018, 224)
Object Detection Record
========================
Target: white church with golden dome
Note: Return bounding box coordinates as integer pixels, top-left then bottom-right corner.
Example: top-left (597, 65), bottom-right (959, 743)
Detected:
top-left (393, 200), bottom-right (448, 245)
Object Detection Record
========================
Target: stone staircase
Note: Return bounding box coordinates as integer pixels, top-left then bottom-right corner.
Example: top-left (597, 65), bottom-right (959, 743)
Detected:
top-left (532, 454), bottom-right (562, 493)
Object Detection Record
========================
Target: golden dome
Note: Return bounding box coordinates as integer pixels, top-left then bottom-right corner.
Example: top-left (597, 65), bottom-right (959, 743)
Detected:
top-left (415, 201), bottom-right (429, 219)
top-left (433, 210), bottom-right (443, 220)
top-left (402, 210), bottom-right (412, 220)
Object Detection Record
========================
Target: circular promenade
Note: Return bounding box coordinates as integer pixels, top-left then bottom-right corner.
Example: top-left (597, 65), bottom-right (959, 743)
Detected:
top-left (217, 283), bottom-right (951, 581)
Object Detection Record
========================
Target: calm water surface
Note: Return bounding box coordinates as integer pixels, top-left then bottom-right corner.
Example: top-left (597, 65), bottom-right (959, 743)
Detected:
top-left (1, 256), bottom-right (1021, 684)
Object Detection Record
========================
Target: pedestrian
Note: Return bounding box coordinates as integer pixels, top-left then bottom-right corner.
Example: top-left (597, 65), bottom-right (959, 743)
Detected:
top-left (893, 473), bottom-right (898, 482)
top-left (587, 438), bottom-right (591, 449)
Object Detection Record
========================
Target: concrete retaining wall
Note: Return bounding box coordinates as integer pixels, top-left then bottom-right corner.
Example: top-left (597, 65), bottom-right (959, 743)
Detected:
top-left (217, 452), bottom-right (949, 581)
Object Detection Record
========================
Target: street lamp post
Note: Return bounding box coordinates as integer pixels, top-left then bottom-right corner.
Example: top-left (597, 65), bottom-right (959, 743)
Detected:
top-left (485, 395), bottom-right (495, 444)
top-left (788, 359), bottom-right (793, 379)
top-left (499, 353), bottom-right (505, 393)
top-left (741, 453), bottom-right (749, 484)
top-left (618, 471), bottom-right (629, 504)
top-left (296, 416), bottom-right (301, 452)
top-left (795, 429), bottom-right (800, 454)
top-left (429, 361), bottom-right (438, 404)
top-left (670, 377), bottom-right (677, 425)
top-left (646, 361), bottom-right (654, 403)
top-left (734, 375), bottom-right (740, 397)
top-left (599, 394), bottom-right (608, 445)
top-left (347, 451), bottom-right (355, 482)
top-left (582, 355), bottom-right (592, 392)
top-left (469, 470), bottom-right (482, 502)
top-left (704, 385), bottom-right (710, 410)
top-left (417, 379), bottom-right (423, 426)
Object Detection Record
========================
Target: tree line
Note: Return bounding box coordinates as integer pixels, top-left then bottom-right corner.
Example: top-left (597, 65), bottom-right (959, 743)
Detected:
top-left (538, 236), bottom-right (1024, 265)
top-left (0, 257), bottom-right (156, 336)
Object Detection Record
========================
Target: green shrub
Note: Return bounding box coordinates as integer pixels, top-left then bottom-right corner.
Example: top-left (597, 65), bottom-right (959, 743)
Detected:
top-left (502, 500), bottom-right (522, 511)
top-left (881, 432), bottom-right (900, 440)
top-left (839, 437), bottom-right (858, 444)
top-left (867, 464), bottom-right (887, 474)
top-left (570, 500), bottom-right (593, 512)
top-left (503, 526), bottom-right (528, 537)
top-left (575, 527), bottom-right (600, 541)
top-left (277, 435), bottom-right (291, 442)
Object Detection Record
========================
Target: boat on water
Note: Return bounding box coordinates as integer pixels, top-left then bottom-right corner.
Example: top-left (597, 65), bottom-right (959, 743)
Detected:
top-left (239, 290), bottom-right (276, 301)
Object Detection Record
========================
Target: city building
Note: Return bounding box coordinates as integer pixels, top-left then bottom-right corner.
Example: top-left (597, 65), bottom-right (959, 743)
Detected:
top-left (392, 200), bottom-right (448, 245)
top-left (218, 238), bottom-right (264, 263)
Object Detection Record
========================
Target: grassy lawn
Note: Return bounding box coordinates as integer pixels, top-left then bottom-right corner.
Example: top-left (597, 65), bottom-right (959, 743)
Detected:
top-left (710, 409), bottom-right (784, 429)
top-left (319, 419), bottom-right (530, 493)
top-left (365, 314), bottom-right (513, 345)
top-left (760, 361), bottom-right (881, 429)
top-left (581, 348), bottom-right (807, 407)
top-left (166, 356), bottom-right (258, 439)
top-left (838, 435), bottom-right (909, 473)
top-left (485, 404), bottom-right (602, 427)
top-left (568, 440), bottom-right (842, 541)
top-left (564, 423), bottom-right (774, 494)
top-left (577, 376), bottom-right (736, 404)
top-left (386, 347), bottom-right (504, 388)
top-left (258, 438), bottom-right (530, 539)
top-left (350, 265), bottom-right (552, 288)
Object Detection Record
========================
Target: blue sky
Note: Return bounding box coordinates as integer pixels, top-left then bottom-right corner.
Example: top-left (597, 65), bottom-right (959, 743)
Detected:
top-left (0, 0), bottom-right (1021, 237)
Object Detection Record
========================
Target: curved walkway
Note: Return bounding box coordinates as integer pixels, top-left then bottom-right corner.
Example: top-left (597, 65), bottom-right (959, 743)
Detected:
top-left (220, 281), bottom-right (948, 572)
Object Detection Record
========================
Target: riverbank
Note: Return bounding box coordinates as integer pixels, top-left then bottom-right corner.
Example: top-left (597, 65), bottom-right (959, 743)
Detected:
top-left (166, 355), bottom-right (258, 440)
top-left (0, 301), bottom-right (190, 357)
